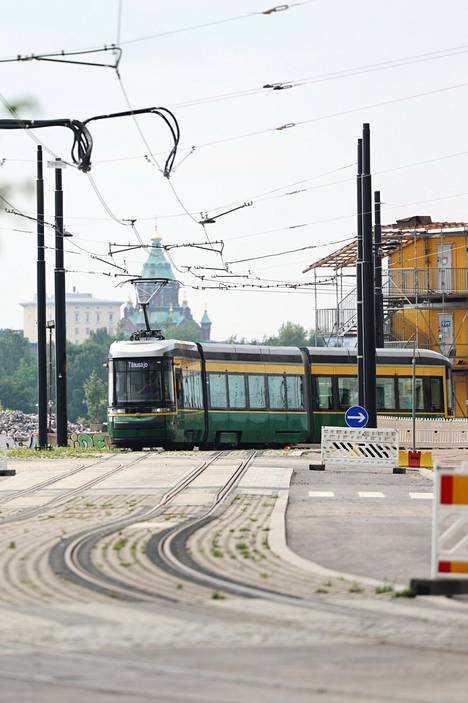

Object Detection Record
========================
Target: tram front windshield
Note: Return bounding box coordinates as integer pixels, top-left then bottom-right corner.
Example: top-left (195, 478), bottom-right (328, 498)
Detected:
top-left (113, 358), bottom-right (174, 405)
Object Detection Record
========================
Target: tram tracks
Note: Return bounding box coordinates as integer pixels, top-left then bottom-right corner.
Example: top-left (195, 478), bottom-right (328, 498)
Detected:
top-left (49, 450), bottom-right (255, 602)
top-left (0, 452), bottom-right (150, 525)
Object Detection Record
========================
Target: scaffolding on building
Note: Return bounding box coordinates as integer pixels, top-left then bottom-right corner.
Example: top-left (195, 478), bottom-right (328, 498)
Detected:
top-left (303, 220), bottom-right (468, 356)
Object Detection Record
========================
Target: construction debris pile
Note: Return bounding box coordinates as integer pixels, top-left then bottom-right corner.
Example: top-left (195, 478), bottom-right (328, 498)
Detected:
top-left (0, 410), bottom-right (89, 445)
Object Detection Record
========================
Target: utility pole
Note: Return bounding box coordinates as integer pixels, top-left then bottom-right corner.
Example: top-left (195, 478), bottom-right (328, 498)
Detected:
top-left (374, 190), bottom-right (384, 348)
top-left (36, 146), bottom-right (48, 448)
top-left (361, 123), bottom-right (377, 427)
top-left (54, 161), bottom-right (68, 446)
top-left (356, 138), bottom-right (364, 405)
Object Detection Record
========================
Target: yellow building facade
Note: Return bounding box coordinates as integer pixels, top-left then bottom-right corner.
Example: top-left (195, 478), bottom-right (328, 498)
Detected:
top-left (387, 222), bottom-right (468, 416)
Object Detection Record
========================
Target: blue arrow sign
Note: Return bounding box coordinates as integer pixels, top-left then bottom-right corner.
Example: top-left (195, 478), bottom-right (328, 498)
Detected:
top-left (345, 405), bottom-right (369, 428)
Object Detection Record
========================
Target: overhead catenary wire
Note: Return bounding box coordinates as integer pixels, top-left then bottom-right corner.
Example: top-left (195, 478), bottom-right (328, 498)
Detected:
top-left (167, 41), bottom-right (468, 110)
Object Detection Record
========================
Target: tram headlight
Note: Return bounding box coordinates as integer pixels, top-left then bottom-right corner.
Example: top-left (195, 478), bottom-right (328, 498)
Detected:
top-left (113, 408), bottom-right (126, 414)
top-left (151, 408), bottom-right (162, 413)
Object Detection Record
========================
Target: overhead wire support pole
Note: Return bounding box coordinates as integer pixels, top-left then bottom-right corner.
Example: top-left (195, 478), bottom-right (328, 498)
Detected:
top-left (356, 138), bottom-right (364, 406)
top-left (361, 123), bottom-right (377, 427)
top-left (36, 145), bottom-right (48, 449)
top-left (374, 190), bottom-right (384, 348)
top-left (54, 161), bottom-right (68, 447)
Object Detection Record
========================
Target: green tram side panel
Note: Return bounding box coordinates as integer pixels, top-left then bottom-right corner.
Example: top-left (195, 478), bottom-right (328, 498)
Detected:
top-left (170, 409), bottom-right (205, 446)
top-left (205, 410), bottom-right (308, 447)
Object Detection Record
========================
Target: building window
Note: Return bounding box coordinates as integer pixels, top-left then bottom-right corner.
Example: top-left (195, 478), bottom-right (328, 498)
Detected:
top-left (85, 328), bottom-right (90, 335)
top-left (75, 312), bottom-right (79, 322)
top-left (85, 312), bottom-right (90, 323)
top-left (96, 312), bottom-right (100, 323)
top-left (75, 327), bottom-right (79, 336)
top-left (109, 313), bottom-right (114, 322)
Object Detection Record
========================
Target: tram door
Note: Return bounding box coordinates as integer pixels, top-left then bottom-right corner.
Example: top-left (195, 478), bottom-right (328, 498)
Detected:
top-left (438, 313), bottom-right (454, 357)
top-left (437, 243), bottom-right (453, 293)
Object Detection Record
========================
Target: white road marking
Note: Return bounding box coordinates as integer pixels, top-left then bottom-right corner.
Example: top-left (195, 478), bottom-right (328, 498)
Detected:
top-left (409, 492), bottom-right (434, 500)
top-left (308, 491), bottom-right (335, 498)
top-left (358, 491), bottom-right (385, 498)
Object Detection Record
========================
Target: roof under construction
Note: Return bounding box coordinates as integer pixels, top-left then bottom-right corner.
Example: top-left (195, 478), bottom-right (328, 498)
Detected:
top-left (303, 219), bottom-right (468, 272)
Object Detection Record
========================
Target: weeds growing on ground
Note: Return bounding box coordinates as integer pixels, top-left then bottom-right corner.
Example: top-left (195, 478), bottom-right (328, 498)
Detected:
top-left (393, 588), bottom-right (416, 599)
top-left (113, 538), bottom-right (128, 551)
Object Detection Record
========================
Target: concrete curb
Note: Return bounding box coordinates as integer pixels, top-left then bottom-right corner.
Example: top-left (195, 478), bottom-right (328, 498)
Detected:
top-left (268, 473), bottom-right (406, 591)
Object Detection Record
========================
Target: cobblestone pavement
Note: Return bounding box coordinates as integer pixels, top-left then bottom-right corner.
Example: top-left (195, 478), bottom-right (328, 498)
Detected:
top-left (1, 450), bottom-right (468, 702)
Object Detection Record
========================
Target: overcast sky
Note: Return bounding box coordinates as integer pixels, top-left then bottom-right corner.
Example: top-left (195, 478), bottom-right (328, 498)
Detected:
top-left (1, 0), bottom-right (468, 341)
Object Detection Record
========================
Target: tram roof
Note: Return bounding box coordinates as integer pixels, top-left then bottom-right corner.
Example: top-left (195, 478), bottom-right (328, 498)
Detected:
top-left (109, 339), bottom-right (450, 366)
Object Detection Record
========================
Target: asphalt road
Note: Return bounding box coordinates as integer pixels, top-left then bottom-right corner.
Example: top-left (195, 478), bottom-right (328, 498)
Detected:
top-left (286, 461), bottom-right (433, 585)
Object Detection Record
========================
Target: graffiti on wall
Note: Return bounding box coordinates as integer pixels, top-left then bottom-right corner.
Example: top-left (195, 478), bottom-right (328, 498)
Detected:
top-left (68, 432), bottom-right (110, 449)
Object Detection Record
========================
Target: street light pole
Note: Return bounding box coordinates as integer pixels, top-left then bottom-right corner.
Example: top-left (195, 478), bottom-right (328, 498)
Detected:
top-left (36, 145), bottom-right (48, 448)
top-left (46, 320), bottom-right (55, 435)
top-left (54, 162), bottom-right (67, 446)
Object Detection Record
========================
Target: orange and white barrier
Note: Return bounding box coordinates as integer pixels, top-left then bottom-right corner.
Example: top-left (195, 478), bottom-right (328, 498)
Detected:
top-left (432, 465), bottom-right (468, 578)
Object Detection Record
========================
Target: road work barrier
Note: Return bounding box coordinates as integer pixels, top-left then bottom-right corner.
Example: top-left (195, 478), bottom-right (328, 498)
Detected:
top-left (378, 416), bottom-right (468, 449)
top-left (0, 433), bottom-right (16, 476)
top-left (320, 427), bottom-right (399, 470)
top-left (399, 449), bottom-right (433, 469)
top-left (411, 464), bottom-right (468, 595)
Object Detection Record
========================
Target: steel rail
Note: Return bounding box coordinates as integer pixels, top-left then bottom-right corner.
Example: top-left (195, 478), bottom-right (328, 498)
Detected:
top-left (0, 452), bottom-right (152, 525)
top-left (0, 453), bottom-right (118, 506)
top-left (49, 451), bottom-right (227, 600)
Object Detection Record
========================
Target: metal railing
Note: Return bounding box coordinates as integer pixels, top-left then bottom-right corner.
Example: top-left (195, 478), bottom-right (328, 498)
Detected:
top-left (386, 268), bottom-right (468, 298)
top-left (316, 307), bottom-right (356, 335)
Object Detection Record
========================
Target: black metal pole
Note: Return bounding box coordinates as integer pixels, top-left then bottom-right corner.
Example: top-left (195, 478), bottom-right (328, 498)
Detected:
top-left (36, 146), bottom-right (48, 448)
top-left (54, 162), bottom-right (67, 446)
top-left (374, 190), bottom-right (384, 348)
top-left (361, 123), bottom-right (377, 427)
top-left (356, 138), bottom-right (364, 406)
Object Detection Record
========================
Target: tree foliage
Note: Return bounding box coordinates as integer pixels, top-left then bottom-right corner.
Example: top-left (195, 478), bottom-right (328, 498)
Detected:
top-left (227, 323), bottom-right (327, 347)
top-left (0, 330), bottom-right (37, 412)
top-left (83, 369), bottom-right (107, 425)
top-left (162, 320), bottom-right (202, 342)
top-left (67, 328), bottom-right (118, 422)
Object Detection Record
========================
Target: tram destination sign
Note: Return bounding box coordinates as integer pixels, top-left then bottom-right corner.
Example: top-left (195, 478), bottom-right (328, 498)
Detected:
top-left (345, 405), bottom-right (369, 428)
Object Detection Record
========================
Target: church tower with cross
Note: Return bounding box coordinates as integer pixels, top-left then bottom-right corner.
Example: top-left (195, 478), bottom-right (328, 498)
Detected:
top-left (121, 227), bottom-right (212, 340)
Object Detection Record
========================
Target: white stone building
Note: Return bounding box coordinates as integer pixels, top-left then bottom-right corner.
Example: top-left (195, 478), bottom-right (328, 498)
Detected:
top-left (20, 288), bottom-right (123, 344)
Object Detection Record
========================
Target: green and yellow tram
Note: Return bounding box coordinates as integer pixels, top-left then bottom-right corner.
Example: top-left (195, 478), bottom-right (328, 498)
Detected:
top-left (107, 340), bottom-right (452, 450)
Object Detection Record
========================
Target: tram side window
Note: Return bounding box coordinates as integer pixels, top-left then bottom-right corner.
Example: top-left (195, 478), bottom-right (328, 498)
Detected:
top-left (428, 377), bottom-right (443, 412)
top-left (398, 378), bottom-right (424, 410)
top-left (268, 375), bottom-right (286, 409)
top-left (183, 370), bottom-right (203, 409)
top-left (209, 373), bottom-right (228, 408)
top-left (315, 377), bottom-right (333, 410)
top-left (376, 377), bottom-right (395, 411)
top-left (337, 376), bottom-right (358, 409)
top-left (108, 361), bottom-right (113, 405)
top-left (175, 368), bottom-right (183, 407)
top-left (286, 375), bottom-right (304, 410)
top-left (228, 374), bottom-right (246, 408)
top-left (248, 375), bottom-right (266, 409)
